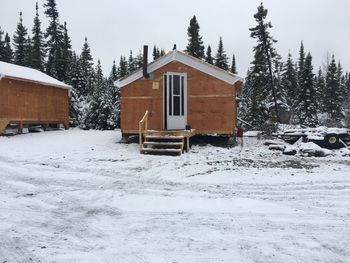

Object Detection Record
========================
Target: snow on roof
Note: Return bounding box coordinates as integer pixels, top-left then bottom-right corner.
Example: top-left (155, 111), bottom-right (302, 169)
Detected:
top-left (115, 50), bottom-right (244, 88)
top-left (0, 61), bottom-right (71, 90)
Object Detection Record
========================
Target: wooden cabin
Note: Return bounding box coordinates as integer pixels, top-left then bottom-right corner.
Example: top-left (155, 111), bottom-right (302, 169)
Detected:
top-left (0, 61), bottom-right (71, 134)
top-left (115, 47), bottom-right (244, 154)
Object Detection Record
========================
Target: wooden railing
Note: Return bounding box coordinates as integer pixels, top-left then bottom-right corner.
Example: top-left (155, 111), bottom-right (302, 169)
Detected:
top-left (139, 110), bottom-right (149, 153)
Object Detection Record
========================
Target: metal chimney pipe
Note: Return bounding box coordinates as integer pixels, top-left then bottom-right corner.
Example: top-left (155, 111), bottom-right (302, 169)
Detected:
top-left (143, 45), bottom-right (150, 79)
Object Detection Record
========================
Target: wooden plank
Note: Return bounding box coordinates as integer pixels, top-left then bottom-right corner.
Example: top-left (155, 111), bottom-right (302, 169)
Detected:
top-left (143, 142), bottom-right (183, 147)
top-left (189, 94), bottom-right (233, 99)
top-left (145, 135), bottom-right (184, 140)
top-left (121, 96), bottom-right (161, 100)
top-left (141, 148), bottom-right (182, 154)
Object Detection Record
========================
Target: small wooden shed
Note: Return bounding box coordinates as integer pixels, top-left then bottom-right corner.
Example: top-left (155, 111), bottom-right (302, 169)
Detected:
top-left (0, 61), bottom-right (71, 134)
top-left (116, 48), bottom-right (243, 134)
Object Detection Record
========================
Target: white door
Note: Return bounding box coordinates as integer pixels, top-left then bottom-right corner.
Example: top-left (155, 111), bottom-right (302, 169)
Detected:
top-left (164, 73), bottom-right (187, 130)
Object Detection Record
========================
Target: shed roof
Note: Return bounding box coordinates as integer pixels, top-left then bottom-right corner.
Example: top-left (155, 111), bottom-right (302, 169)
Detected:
top-left (115, 50), bottom-right (244, 88)
top-left (0, 61), bottom-right (71, 90)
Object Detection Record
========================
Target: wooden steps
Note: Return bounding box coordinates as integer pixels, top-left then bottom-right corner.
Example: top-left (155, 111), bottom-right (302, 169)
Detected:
top-left (141, 135), bottom-right (185, 156)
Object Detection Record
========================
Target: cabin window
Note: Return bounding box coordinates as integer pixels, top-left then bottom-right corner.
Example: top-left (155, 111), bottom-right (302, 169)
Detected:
top-left (169, 75), bottom-right (172, 115)
top-left (181, 76), bottom-right (184, 115)
top-left (173, 75), bottom-right (181, 116)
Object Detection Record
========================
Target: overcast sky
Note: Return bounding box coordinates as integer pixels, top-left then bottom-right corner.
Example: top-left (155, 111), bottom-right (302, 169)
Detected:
top-left (1, 0), bottom-right (350, 76)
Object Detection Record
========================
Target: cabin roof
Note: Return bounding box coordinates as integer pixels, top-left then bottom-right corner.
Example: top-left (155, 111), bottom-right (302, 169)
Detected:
top-left (0, 61), bottom-right (71, 90)
top-left (115, 50), bottom-right (244, 88)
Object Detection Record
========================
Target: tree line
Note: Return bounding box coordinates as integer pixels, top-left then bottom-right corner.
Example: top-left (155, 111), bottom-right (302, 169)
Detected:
top-left (241, 4), bottom-right (350, 129)
top-left (1, 1), bottom-right (349, 130)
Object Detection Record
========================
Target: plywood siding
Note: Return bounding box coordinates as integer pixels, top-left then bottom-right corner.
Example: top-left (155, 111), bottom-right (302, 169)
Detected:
top-left (121, 61), bottom-right (238, 135)
top-left (0, 78), bottom-right (69, 129)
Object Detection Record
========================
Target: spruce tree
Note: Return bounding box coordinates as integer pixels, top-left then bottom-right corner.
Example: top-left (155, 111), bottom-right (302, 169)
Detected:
top-left (160, 49), bottom-right (165, 56)
top-left (214, 37), bottom-right (229, 70)
top-left (324, 56), bottom-right (343, 125)
top-left (345, 73), bottom-right (350, 100)
top-left (44, 0), bottom-right (64, 79)
top-left (83, 60), bottom-right (104, 129)
top-left (315, 68), bottom-right (326, 113)
top-left (241, 3), bottom-right (280, 128)
top-left (134, 50), bottom-right (143, 69)
top-left (128, 50), bottom-right (135, 73)
top-left (80, 37), bottom-right (94, 97)
top-left (67, 52), bottom-right (85, 124)
top-left (13, 12), bottom-right (28, 66)
top-left (61, 22), bottom-right (72, 82)
top-left (152, 45), bottom-right (160, 60)
top-left (185, 15), bottom-right (205, 59)
top-left (273, 59), bottom-right (286, 103)
top-left (109, 61), bottom-right (120, 128)
top-left (205, 45), bottom-right (213, 64)
top-left (110, 60), bottom-right (118, 81)
top-left (280, 52), bottom-right (298, 108)
top-left (297, 41), bottom-right (305, 94)
top-left (24, 36), bottom-right (33, 67)
top-left (117, 56), bottom-right (128, 79)
top-left (31, 2), bottom-right (46, 71)
top-left (296, 53), bottom-right (318, 127)
top-left (3, 33), bottom-right (13, 62)
top-left (230, 53), bottom-right (237, 74)
top-left (0, 28), bottom-right (4, 61)
top-left (337, 62), bottom-right (346, 96)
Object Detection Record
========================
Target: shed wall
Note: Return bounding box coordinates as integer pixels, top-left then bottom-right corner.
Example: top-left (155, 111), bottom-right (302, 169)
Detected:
top-left (0, 78), bottom-right (69, 132)
top-left (121, 61), bottom-right (238, 135)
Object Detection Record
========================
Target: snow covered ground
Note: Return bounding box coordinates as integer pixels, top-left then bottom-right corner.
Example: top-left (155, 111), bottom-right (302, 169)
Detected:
top-left (0, 129), bottom-right (349, 263)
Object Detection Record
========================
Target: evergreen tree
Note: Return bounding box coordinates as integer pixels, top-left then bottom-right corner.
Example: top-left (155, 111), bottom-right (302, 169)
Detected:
top-left (241, 3), bottom-right (280, 128)
top-left (0, 28), bottom-right (5, 61)
top-left (345, 73), bottom-right (350, 99)
top-left (31, 2), bottom-right (46, 71)
top-left (61, 22), bottom-right (72, 82)
top-left (24, 36), bottom-right (33, 67)
top-left (134, 50), bottom-right (143, 69)
top-left (67, 52), bottom-right (85, 124)
top-left (230, 53), bottom-right (237, 74)
top-left (337, 61), bottom-right (346, 96)
top-left (214, 37), bottom-right (229, 70)
top-left (296, 53), bottom-right (318, 127)
top-left (109, 61), bottom-right (120, 128)
top-left (205, 45), bottom-right (213, 64)
top-left (152, 45), bottom-right (160, 60)
top-left (117, 56), bottom-right (128, 79)
top-left (280, 52), bottom-right (298, 108)
top-left (315, 68), bottom-right (326, 113)
top-left (128, 50), bottom-right (135, 72)
top-left (160, 49), bottom-right (165, 56)
top-left (80, 37), bottom-right (94, 96)
top-left (3, 33), bottom-right (13, 62)
top-left (44, 0), bottom-right (64, 79)
top-left (13, 12), bottom-right (28, 66)
top-left (297, 41), bottom-right (305, 94)
top-left (82, 60), bottom-right (117, 130)
top-left (324, 56), bottom-right (343, 125)
top-left (83, 60), bottom-right (104, 129)
top-left (185, 15), bottom-right (205, 59)
top-left (273, 59), bottom-right (286, 103)
top-left (110, 60), bottom-right (118, 81)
